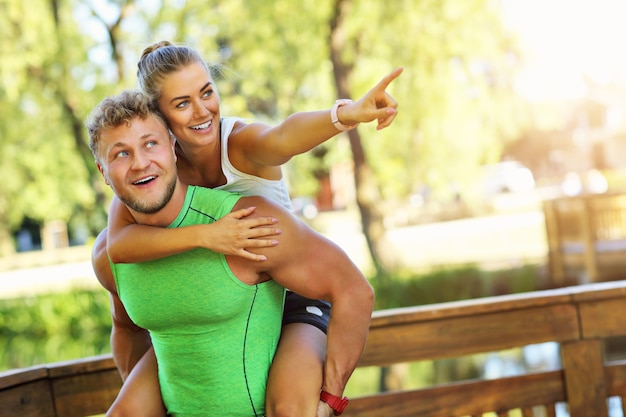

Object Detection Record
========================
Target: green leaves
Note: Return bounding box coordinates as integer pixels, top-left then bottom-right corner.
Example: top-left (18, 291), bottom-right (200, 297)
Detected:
top-left (0, 0), bottom-right (526, 249)
top-left (0, 290), bottom-right (111, 371)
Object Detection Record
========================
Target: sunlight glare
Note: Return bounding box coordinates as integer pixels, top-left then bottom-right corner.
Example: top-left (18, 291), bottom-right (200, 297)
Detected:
top-left (502, 0), bottom-right (626, 100)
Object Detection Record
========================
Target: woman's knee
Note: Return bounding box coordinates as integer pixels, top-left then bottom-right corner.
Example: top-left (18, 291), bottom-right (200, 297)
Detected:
top-left (106, 400), bottom-right (136, 417)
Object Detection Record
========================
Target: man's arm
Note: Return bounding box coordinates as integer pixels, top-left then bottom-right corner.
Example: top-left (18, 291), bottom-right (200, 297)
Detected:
top-left (92, 230), bottom-right (152, 380)
top-left (230, 197), bottom-right (375, 400)
top-left (108, 294), bottom-right (153, 381)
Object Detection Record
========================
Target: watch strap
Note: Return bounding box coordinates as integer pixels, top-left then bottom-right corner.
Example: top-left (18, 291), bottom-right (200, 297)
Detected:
top-left (330, 99), bottom-right (359, 131)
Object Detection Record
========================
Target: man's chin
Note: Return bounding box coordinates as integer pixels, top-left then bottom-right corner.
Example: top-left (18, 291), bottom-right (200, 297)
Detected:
top-left (121, 197), bottom-right (168, 214)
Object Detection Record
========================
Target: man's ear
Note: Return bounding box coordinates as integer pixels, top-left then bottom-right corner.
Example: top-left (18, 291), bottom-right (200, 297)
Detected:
top-left (96, 161), bottom-right (110, 186)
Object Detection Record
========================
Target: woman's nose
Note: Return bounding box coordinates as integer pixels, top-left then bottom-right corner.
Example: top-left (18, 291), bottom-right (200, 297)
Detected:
top-left (192, 101), bottom-right (210, 118)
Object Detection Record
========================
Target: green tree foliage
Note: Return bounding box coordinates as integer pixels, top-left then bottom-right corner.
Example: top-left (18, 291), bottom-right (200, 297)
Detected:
top-left (0, 0), bottom-right (526, 258)
top-left (0, 289), bottom-right (111, 371)
top-left (355, 0), bottom-right (528, 203)
top-left (0, 0), bottom-right (112, 254)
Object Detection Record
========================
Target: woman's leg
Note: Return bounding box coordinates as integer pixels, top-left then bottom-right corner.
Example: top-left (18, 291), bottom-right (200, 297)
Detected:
top-left (266, 292), bottom-right (329, 417)
top-left (266, 323), bottom-right (326, 417)
top-left (107, 347), bottom-right (167, 417)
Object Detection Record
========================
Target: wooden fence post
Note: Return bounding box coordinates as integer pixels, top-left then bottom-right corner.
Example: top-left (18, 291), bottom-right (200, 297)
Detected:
top-left (560, 339), bottom-right (607, 416)
top-left (581, 197), bottom-right (598, 283)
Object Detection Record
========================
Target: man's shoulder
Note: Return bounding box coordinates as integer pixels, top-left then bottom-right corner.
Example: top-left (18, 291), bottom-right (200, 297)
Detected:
top-left (182, 186), bottom-right (242, 222)
top-left (190, 185), bottom-right (240, 201)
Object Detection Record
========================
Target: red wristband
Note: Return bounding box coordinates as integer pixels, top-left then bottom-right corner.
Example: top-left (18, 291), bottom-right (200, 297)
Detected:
top-left (320, 390), bottom-right (349, 416)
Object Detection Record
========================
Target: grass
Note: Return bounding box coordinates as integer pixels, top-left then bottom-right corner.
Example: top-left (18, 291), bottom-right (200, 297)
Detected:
top-left (371, 263), bottom-right (545, 310)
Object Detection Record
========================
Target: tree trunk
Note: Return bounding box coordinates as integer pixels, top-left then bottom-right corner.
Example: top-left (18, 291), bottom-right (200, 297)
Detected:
top-left (0, 215), bottom-right (15, 257)
top-left (328, 0), bottom-right (389, 276)
top-left (49, 0), bottom-right (111, 234)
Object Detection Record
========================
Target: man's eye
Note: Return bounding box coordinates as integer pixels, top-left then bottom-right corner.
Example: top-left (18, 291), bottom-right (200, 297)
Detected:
top-left (114, 150), bottom-right (129, 158)
top-left (146, 141), bottom-right (157, 148)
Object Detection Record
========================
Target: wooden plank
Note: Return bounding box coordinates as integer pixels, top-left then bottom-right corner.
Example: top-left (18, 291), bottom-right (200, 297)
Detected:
top-left (342, 370), bottom-right (565, 417)
top-left (360, 304), bottom-right (579, 366)
top-left (51, 369), bottom-right (121, 417)
top-left (370, 281), bottom-right (626, 331)
top-left (578, 297), bottom-right (626, 339)
top-left (0, 379), bottom-right (56, 417)
top-left (0, 366), bottom-right (48, 390)
top-left (543, 194), bottom-right (626, 285)
top-left (369, 287), bottom-right (575, 328)
top-left (605, 361), bottom-right (626, 396)
top-left (560, 339), bottom-right (607, 416)
top-left (588, 195), bottom-right (626, 240)
top-left (544, 199), bottom-right (566, 283)
top-left (43, 354), bottom-right (120, 416)
top-left (581, 197), bottom-right (598, 283)
top-left (568, 280), bottom-right (626, 302)
top-left (47, 354), bottom-right (116, 378)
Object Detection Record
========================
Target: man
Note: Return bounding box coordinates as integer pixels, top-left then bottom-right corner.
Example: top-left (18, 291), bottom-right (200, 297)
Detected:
top-left (87, 90), bottom-right (374, 416)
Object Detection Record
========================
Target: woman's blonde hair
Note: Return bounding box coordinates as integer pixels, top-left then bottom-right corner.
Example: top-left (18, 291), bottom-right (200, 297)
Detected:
top-left (137, 41), bottom-right (210, 101)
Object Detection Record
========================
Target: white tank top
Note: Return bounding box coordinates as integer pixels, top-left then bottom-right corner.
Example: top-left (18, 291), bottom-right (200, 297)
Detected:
top-left (216, 117), bottom-right (294, 212)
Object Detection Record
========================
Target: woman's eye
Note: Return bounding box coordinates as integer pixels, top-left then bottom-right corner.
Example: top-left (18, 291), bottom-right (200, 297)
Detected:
top-left (175, 100), bottom-right (189, 109)
top-left (202, 89), bottom-right (213, 98)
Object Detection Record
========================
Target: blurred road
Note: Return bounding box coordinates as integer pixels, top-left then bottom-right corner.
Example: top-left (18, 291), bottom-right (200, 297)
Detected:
top-left (323, 209), bottom-right (547, 274)
top-left (0, 260), bottom-right (99, 299)
top-left (0, 209), bottom-right (548, 299)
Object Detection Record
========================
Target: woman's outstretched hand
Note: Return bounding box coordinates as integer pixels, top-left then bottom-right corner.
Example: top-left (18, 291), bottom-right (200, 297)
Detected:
top-left (342, 67), bottom-right (403, 130)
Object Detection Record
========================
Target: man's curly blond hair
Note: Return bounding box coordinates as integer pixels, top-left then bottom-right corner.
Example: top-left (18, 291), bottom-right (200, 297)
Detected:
top-left (85, 90), bottom-right (169, 161)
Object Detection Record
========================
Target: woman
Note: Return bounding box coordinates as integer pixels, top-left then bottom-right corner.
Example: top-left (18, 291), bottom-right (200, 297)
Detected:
top-left (106, 41), bottom-right (401, 417)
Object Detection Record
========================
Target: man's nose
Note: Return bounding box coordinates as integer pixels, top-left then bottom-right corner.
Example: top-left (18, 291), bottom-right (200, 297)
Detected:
top-left (131, 151), bottom-right (151, 170)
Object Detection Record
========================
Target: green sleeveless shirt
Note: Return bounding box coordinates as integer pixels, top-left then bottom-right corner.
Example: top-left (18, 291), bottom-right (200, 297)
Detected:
top-left (111, 186), bottom-right (285, 416)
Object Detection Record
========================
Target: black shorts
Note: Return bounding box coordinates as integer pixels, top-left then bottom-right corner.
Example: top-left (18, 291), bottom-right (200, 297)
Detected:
top-left (282, 291), bottom-right (331, 334)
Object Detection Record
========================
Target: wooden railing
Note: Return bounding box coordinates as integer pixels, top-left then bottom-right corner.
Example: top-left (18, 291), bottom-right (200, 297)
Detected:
top-left (544, 193), bottom-right (626, 284)
top-left (4, 280), bottom-right (626, 416)
top-left (0, 354), bottom-right (120, 417)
